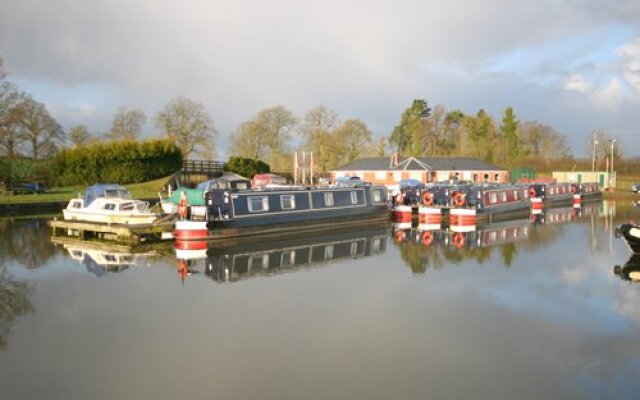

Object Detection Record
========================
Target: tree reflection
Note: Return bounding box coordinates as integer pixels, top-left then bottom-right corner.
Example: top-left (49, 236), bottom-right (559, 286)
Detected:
top-left (0, 265), bottom-right (34, 350)
top-left (0, 217), bottom-right (61, 269)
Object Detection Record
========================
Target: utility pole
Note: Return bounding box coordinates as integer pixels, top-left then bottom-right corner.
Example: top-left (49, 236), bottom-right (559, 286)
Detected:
top-left (610, 139), bottom-right (616, 190)
top-left (591, 129), bottom-right (598, 172)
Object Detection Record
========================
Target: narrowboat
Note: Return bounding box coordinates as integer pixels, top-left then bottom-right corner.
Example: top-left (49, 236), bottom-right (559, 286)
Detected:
top-left (614, 255), bottom-right (640, 282)
top-left (572, 182), bottom-right (602, 206)
top-left (175, 184), bottom-right (390, 240)
top-left (447, 184), bottom-right (532, 225)
top-left (417, 181), bottom-right (473, 223)
top-left (63, 184), bottom-right (159, 225)
top-left (390, 179), bottom-right (424, 221)
top-left (615, 223), bottom-right (640, 254)
top-left (527, 182), bottom-right (574, 209)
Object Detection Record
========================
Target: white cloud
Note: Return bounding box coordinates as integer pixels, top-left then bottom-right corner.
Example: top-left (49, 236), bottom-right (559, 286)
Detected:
top-left (618, 37), bottom-right (640, 93)
top-left (564, 74), bottom-right (593, 93)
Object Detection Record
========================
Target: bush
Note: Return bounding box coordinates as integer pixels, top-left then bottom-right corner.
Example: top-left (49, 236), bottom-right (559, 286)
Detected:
top-left (50, 139), bottom-right (183, 186)
top-left (224, 157), bottom-right (270, 178)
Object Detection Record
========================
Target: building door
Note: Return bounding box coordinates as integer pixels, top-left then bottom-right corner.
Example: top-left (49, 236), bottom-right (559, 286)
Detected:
top-left (599, 174), bottom-right (605, 186)
top-left (577, 174), bottom-right (582, 183)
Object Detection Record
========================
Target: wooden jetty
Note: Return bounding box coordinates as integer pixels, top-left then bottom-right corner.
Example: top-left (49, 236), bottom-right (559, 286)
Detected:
top-left (49, 218), bottom-right (174, 244)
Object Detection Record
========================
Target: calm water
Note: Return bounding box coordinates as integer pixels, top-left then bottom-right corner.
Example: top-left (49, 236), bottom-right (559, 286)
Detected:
top-left (1, 201), bottom-right (640, 400)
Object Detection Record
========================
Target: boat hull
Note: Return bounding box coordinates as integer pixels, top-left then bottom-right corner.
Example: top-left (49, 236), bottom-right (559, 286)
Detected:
top-left (62, 209), bottom-right (158, 225)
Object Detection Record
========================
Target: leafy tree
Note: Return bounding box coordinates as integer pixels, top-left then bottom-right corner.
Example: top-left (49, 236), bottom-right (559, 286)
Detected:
top-left (155, 96), bottom-right (217, 158)
top-left (389, 99), bottom-right (431, 157)
top-left (109, 107), bottom-right (146, 141)
top-left (68, 125), bottom-right (92, 147)
top-left (501, 106), bottom-right (520, 161)
top-left (224, 156), bottom-right (270, 178)
top-left (333, 118), bottom-right (373, 165)
top-left (19, 99), bottom-right (64, 160)
top-left (230, 106), bottom-right (297, 171)
top-left (299, 106), bottom-right (340, 172)
top-left (369, 137), bottom-right (388, 157)
top-left (467, 109), bottom-right (497, 162)
top-left (520, 121), bottom-right (570, 160)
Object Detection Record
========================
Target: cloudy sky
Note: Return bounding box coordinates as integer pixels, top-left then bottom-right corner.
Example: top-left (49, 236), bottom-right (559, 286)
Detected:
top-left (1, 0), bottom-right (639, 157)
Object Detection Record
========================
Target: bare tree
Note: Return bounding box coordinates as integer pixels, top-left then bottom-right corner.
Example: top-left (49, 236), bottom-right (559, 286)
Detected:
top-left (109, 107), bottom-right (147, 141)
top-left (229, 105), bottom-right (297, 170)
top-left (0, 83), bottom-right (29, 159)
top-left (333, 118), bottom-right (373, 165)
top-left (68, 125), bottom-right (92, 147)
top-left (19, 99), bottom-right (64, 160)
top-left (300, 106), bottom-right (340, 172)
top-left (155, 96), bottom-right (217, 158)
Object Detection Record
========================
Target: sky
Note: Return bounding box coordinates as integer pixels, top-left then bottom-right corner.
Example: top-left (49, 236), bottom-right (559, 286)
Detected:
top-left (1, 0), bottom-right (639, 158)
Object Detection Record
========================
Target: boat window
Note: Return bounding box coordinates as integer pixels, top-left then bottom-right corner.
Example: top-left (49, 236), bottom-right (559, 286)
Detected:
top-left (72, 200), bottom-right (83, 209)
top-left (104, 190), bottom-right (131, 199)
top-left (500, 191), bottom-right (507, 202)
top-left (373, 189), bottom-right (382, 203)
top-left (350, 242), bottom-right (358, 256)
top-left (489, 192), bottom-right (498, 205)
top-left (324, 192), bottom-right (334, 206)
top-left (281, 195), bottom-right (296, 210)
top-left (523, 189), bottom-right (529, 199)
top-left (281, 251), bottom-right (296, 266)
top-left (248, 254), bottom-right (269, 269)
top-left (350, 191), bottom-right (358, 204)
top-left (104, 203), bottom-right (116, 210)
top-left (235, 182), bottom-right (249, 190)
top-left (324, 245), bottom-right (334, 260)
top-left (120, 202), bottom-right (135, 211)
top-left (513, 190), bottom-right (519, 200)
top-left (248, 196), bottom-right (269, 212)
top-left (372, 238), bottom-right (381, 252)
top-left (104, 255), bottom-right (117, 262)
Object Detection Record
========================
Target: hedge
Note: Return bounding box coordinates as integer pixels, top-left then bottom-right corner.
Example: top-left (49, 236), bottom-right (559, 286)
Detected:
top-left (224, 156), bottom-right (270, 178)
top-left (50, 139), bottom-right (183, 186)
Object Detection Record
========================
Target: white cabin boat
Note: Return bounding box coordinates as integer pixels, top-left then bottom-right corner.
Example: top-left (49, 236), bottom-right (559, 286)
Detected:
top-left (63, 184), bottom-right (158, 224)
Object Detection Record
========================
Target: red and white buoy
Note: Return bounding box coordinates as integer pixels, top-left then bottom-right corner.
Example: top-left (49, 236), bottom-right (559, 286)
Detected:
top-left (530, 197), bottom-right (543, 210)
top-left (392, 205), bottom-right (413, 222)
top-left (418, 206), bottom-right (442, 224)
top-left (573, 193), bottom-right (581, 208)
top-left (449, 208), bottom-right (477, 225)
top-left (174, 220), bottom-right (208, 240)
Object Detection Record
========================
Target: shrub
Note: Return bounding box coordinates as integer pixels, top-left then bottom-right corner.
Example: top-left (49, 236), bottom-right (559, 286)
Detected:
top-left (224, 156), bottom-right (270, 178)
top-left (50, 139), bottom-right (182, 186)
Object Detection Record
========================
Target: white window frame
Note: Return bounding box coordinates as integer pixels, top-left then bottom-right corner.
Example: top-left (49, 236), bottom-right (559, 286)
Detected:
top-left (280, 194), bottom-right (296, 210)
top-left (489, 192), bottom-right (498, 205)
top-left (248, 196), bottom-right (269, 213)
top-left (373, 189), bottom-right (382, 203)
top-left (350, 191), bottom-right (358, 205)
top-left (324, 192), bottom-right (334, 206)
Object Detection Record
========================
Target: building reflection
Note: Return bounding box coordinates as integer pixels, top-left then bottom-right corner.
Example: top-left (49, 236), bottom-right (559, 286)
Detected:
top-left (174, 225), bottom-right (389, 283)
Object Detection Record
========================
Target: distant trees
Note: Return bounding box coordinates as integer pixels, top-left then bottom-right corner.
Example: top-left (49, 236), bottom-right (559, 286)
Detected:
top-left (224, 156), bottom-right (270, 178)
top-left (299, 106), bottom-right (340, 173)
top-left (68, 125), bottom-right (92, 147)
top-left (333, 118), bottom-right (373, 165)
top-left (229, 106), bottom-right (297, 171)
top-left (389, 99), bottom-right (431, 157)
top-left (108, 107), bottom-right (147, 141)
top-left (19, 99), bottom-right (64, 160)
top-left (155, 96), bottom-right (217, 158)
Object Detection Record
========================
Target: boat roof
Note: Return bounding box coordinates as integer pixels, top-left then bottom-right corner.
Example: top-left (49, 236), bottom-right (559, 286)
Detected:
top-left (83, 184), bottom-right (128, 206)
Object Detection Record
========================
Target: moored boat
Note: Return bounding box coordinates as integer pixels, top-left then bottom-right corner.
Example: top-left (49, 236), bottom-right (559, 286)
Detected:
top-left (615, 223), bottom-right (640, 254)
top-left (448, 184), bottom-right (532, 225)
top-left (527, 182), bottom-right (574, 209)
top-left (614, 255), bottom-right (640, 282)
top-left (63, 184), bottom-right (159, 225)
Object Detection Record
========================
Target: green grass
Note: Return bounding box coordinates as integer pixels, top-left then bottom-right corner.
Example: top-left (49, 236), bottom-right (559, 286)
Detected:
top-left (0, 177), bottom-right (169, 204)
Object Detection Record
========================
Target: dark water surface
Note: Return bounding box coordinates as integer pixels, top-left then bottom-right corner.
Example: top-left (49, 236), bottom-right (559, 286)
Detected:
top-left (1, 201), bottom-right (640, 400)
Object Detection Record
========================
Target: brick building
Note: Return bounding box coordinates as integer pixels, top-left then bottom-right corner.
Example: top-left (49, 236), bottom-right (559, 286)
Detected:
top-left (330, 156), bottom-right (508, 186)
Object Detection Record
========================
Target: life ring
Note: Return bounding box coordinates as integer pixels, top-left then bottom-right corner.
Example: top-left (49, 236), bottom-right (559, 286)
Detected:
top-left (452, 232), bottom-right (466, 248)
top-left (422, 191), bottom-right (434, 206)
top-left (453, 193), bottom-right (465, 207)
top-left (528, 187), bottom-right (537, 197)
top-left (395, 230), bottom-right (405, 242)
top-left (570, 184), bottom-right (577, 194)
top-left (421, 231), bottom-right (434, 246)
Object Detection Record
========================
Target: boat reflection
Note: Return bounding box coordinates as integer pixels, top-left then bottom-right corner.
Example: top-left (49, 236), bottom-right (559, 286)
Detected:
top-left (531, 201), bottom-right (602, 225)
top-left (614, 255), bottom-right (640, 283)
top-left (174, 225), bottom-right (389, 283)
top-left (55, 238), bottom-right (158, 277)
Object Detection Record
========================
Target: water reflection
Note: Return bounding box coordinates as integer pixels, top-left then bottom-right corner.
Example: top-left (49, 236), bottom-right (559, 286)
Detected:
top-left (173, 225), bottom-right (389, 283)
top-left (56, 239), bottom-right (162, 277)
top-left (614, 255), bottom-right (640, 283)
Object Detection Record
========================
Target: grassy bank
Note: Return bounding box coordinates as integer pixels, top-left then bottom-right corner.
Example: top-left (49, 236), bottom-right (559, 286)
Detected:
top-left (0, 177), bottom-right (168, 204)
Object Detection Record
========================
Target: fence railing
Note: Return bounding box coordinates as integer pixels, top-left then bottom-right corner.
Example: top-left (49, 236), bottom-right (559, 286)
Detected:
top-left (181, 159), bottom-right (224, 175)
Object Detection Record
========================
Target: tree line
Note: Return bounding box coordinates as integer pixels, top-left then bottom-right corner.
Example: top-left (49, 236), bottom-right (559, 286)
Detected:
top-left (2, 53), bottom-right (631, 181)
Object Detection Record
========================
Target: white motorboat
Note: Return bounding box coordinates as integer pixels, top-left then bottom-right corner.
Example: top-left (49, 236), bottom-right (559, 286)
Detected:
top-left (63, 184), bottom-right (159, 224)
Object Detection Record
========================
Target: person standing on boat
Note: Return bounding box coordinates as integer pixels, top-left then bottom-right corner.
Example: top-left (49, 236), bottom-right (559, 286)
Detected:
top-left (178, 191), bottom-right (189, 220)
